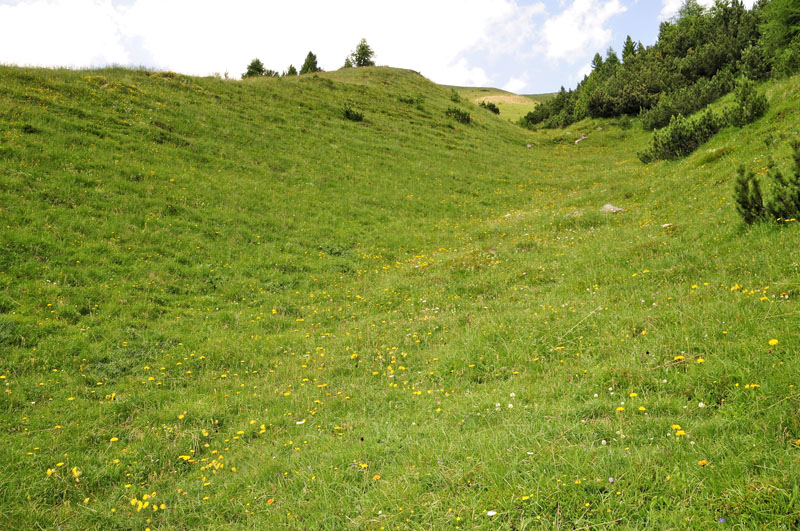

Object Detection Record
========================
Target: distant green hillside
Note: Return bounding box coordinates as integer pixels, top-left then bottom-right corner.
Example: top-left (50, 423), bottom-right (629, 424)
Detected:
top-left (523, 92), bottom-right (556, 103)
top-left (449, 85), bottom-right (550, 122)
top-left (1, 65), bottom-right (799, 529)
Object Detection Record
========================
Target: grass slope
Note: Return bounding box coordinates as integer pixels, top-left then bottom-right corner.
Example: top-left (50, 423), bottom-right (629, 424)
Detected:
top-left (451, 85), bottom-right (548, 123)
top-left (1, 65), bottom-right (799, 529)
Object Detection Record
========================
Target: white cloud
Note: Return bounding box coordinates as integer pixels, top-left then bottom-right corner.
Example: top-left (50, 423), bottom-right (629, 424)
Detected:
top-left (575, 62), bottom-right (592, 81)
top-left (659, 0), bottom-right (757, 20)
top-left (502, 77), bottom-right (527, 93)
top-left (437, 58), bottom-right (490, 87)
top-left (0, 0), bottom-right (130, 68)
top-left (2, 0), bottom-right (755, 92)
top-left (659, 0), bottom-right (684, 20)
top-left (541, 0), bottom-right (626, 62)
top-left (0, 0), bottom-right (542, 86)
top-left (474, 2), bottom-right (547, 58)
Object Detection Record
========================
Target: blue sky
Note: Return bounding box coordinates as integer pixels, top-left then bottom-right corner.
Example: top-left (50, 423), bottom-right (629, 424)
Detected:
top-left (0, 0), bottom-right (756, 94)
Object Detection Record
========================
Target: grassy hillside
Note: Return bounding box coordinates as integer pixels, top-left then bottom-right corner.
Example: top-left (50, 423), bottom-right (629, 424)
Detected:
top-left (451, 85), bottom-right (547, 123)
top-left (1, 65), bottom-right (799, 529)
top-left (523, 92), bottom-right (556, 103)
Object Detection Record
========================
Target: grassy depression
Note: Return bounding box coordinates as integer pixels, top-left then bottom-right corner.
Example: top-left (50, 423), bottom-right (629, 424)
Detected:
top-left (450, 85), bottom-right (547, 123)
top-left (0, 65), bottom-right (799, 529)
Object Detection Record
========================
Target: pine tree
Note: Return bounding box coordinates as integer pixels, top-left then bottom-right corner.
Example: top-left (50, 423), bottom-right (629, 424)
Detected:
top-left (343, 56), bottom-right (354, 68)
top-left (300, 52), bottom-right (321, 75)
top-left (761, 0), bottom-right (800, 48)
top-left (243, 58), bottom-right (266, 78)
top-left (678, 0), bottom-right (705, 20)
top-left (350, 39), bottom-right (375, 67)
top-left (765, 143), bottom-right (800, 221)
top-left (605, 47), bottom-right (620, 68)
top-left (733, 166), bottom-right (765, 224)
top-left (591, 53), bottom-right (604, 71)
top-left (286, 64), bottom-right (298, 76)
top-left (622, 35), bottom-right (637, 62)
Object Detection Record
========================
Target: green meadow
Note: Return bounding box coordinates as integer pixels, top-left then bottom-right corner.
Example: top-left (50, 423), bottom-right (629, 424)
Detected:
top-left (449, 86), bottom-right (548, 123)
top-left (1, 65), bottom-right (799, 529)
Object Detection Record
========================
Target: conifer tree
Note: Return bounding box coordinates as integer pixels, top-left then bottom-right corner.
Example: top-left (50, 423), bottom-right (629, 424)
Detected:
top-left (733, 166), bottom-right (765, 224)
top-left (243, 58), bottom-right (266, 78)
top-left (765, 143), bottom-right (800, 221)
top-left (350, 39), bottom-right (375, 67)
top-left (760, 0), bottom-right (800, 50)
top-left (300, 52), bottom-right (321, 74)
top-left (591, 53), bottom-right (604, 71)
top-left (622, 35), bottom-right (637, 62)
top-left (605, 47), bottom-right (620, 68)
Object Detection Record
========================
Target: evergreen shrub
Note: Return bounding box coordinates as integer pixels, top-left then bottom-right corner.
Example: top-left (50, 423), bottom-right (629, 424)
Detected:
top-left (446, 108), bottom-right (471, 124)
top-left (734, 143), bottom-right (800, 224)
top-left (343, 103), bottom-right (364, 122)
top-left (725, 77), bottom-right (768, 127)
top-left (479, 101), bottom-right (500, 114)
top-left (638, 108), bottom-right (722, 162)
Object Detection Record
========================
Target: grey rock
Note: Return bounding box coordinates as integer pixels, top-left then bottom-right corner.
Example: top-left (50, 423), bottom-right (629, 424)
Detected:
top-left (601, 204), bottom-right (624, 213)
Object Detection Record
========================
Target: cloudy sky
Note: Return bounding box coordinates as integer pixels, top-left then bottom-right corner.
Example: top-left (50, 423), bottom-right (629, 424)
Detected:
top-left (0, 0), bottom-right (756, 94)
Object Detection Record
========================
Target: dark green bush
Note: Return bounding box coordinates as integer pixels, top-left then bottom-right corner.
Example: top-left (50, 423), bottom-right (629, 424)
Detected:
top-left (638, 108), bottom-right (723, 162)
top-left (772, 38), bottom-right (800, 77)
top-left (733, 143), bottom-right (800, 224)
top-left (586, 89), bottom-right (618, 118)
top-left (725, 77), bottom-right (768, 127)
top-left (520, 87), bottom-right (577, 129)
top-left (765, 143), bottom-right (800, 221)
top-left (640, 69), bottom-right (734, 130)
top-left (733, 166), bottom-right (766, 224)
top-left (399, 94), bottom-right (425, 111)
top-left (739, 43), bottom-right (772, 80)
top-left (760, 0), bottom-right (800, 53)
top-left (543, 109), bottom-right (575, 129)
top-left (343, 103), bottom-right (364, 122)
top-left (446, 107), bottom-right (471, 124)
top-left (449, 89), bottom-right (461, 103)
top-left (479, 101), bottom-right (500, 114)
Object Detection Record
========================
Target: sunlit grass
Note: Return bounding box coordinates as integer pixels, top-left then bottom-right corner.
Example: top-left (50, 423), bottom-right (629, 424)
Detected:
top-left (0, 65), bottom-right (799, 528)
top-left (449, 85), bottom-right (547, 123)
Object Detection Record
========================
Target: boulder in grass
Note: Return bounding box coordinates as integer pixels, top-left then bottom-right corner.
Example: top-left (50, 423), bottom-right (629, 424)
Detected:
top-left (601, 204), bottom-right (624, 213)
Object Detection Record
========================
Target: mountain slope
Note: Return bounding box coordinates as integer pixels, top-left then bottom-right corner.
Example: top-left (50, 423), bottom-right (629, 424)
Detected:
top-left (450, 84), bottom-right (545, 122)
top-left (1, 65), bottom-right (799, 528)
